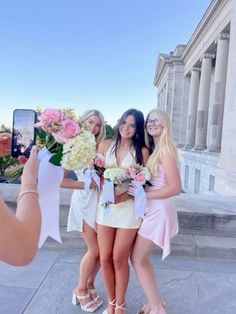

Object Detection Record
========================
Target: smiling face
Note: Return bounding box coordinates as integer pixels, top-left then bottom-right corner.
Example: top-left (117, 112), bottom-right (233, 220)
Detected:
top-left (118, 114), bottom-right (136, 139)
top-left (85, 115), bottom-right (102, 137)
top-left (146, 111), bottom-right (164, 138)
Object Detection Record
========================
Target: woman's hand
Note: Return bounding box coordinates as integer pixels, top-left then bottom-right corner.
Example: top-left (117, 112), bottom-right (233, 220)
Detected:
top-left (89, 179), bottom-right (97, 189)
top-left (0, 133), bottom-right (11, 156)
top-left (114, 191), bottom-right (128, 204)
top-left (127, 184), bottom-right (136, 197)
top-left (21, 146), bottom-right (39, 190)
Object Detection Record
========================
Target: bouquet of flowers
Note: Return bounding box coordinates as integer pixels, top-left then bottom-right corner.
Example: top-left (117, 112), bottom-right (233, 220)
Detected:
top-left (9, 108), bottom-right (96, 179)
top-left (85, 153), bottom-right (105, 177)
top-left (126, 164), bottom-right (152, 187)
top-left (35, 108), bottom-right (96, 169)
top-left (102, 167), bottom-right (131, 208)
top-left (83, 153), bottom-right (105, 192)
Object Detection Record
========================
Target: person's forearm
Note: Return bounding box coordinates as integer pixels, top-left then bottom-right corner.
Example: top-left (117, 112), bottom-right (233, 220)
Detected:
top-left (146, 185), bottom-right (180, 200)
top-left (60, 178), bottom-right (84, 189)
top-left (15, 185), bottom-right (41, 263)
top-left (0, 196), bottom-right (41, 266)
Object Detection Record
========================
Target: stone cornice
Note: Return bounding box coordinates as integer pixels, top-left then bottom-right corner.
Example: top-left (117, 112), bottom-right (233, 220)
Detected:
top-left (153, 54), bottom-right (183, 86)
top-left (182, 0), bottom-right (229, 59)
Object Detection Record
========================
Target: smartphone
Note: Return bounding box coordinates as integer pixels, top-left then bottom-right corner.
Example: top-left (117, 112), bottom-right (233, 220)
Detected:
top-left (11, 109), bottom-right (37, 158)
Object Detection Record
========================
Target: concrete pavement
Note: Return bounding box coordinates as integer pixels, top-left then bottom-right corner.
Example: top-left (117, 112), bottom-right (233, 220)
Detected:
top-left (1, 183), bottom-right (236, 313)
top-left (1, 248), bottom-right (236, 314)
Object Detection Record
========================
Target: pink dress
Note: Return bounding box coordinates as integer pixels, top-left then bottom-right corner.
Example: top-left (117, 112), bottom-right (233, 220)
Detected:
top-left (138, 164), bottom-right (179, 260)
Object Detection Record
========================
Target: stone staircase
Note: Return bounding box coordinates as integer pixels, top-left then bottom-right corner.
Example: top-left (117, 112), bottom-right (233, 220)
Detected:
top-left (42, 191), bottom-right (236, 261)
top-left (2, 184), bottom-right (236, 260)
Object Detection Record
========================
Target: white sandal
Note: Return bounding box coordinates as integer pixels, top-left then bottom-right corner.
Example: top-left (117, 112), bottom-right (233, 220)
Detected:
top-left (115, 302), bottom-right (126, 312)
top-left (137, 301), bottom-right (166, 314)
top-left (72, 291), bottom-right (97, 312)
top-left (102, 298), bottom-right (116, 314)
top-left (88, 288), bottom-right (103, 307)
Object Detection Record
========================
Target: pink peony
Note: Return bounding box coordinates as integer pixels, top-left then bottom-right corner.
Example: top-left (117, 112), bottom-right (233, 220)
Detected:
top-left (39, 108), bottom-right (61, 122)
top-left (61, 119), bottom-right (80, 138)
top-left (128, 167), bottom-right (136, 179)
top-left (51, 132), bottom-right (68, 144)
top-left (135, 172), bottom-right (145, 185)
top-left (94, 157), bottom-right (105, 168)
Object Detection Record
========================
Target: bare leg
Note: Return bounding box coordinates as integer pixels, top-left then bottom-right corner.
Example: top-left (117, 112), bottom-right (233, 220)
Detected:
top-left (74, 222), bottom-right (100, 296)
top-left (97, 224), bottom-right (116, 314)
top-left (131, 235), bottom-right (166, 314)
top-left (113, 228), bottom-right (138, 313)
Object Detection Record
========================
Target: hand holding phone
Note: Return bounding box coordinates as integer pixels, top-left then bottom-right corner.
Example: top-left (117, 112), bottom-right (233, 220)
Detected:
top-left (11, 109), bottom-right (37, 158)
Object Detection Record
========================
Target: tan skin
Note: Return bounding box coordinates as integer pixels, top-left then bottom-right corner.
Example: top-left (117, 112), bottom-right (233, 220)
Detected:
top-left (129, 111), bottom-right (180, 314)
top-left (0, 134), bottom-right (41, 266)
top-left (97, 115), bottom-right (149, 314)
top-left (60, 115), bottom-right (103, 309)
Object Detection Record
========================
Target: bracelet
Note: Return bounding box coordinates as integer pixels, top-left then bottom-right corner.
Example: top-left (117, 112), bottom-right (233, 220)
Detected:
top-left (17, 189), bottom-right (39, 203)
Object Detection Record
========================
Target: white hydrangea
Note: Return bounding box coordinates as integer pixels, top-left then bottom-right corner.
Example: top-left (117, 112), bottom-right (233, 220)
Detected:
top-left (61, 129), bottom-right (96, 170)
top-left (103, 167), bottom-right (126, 184)
top-left (141, 167), bottom-right (152, 181)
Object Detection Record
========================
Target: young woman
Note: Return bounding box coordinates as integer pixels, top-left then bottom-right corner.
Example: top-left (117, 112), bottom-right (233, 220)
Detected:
top-left (96, 109), bottom-right (149, 314)
top-left (128, 109), bottom-right (180, 314)
top-left (61, 110), bottom-right (106, 312)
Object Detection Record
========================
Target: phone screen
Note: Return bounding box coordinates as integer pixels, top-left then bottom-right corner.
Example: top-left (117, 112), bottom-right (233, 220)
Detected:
top-left (11, 109), bottom-right (37, 158)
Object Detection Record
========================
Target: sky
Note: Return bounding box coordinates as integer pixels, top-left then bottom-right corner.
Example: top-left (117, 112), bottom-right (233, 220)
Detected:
top-left (0, 0), bottom-right (211, 127)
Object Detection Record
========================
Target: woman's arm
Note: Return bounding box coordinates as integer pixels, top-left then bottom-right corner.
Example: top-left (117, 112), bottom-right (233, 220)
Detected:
top-left (0, 146), bottom-right (41, 266)
top-left (60, 170), bottom-right (97, 189)
top-left (142, 147), bottom-right (150, 166)
top-left (146, 154), bottom-right (181, 200)
top-left (60, 169), bottom-right (84, 189)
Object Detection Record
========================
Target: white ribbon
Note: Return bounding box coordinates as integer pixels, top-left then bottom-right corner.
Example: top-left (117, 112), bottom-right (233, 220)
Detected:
top-left (133, 180), bottom-right (146, 220)
top-left (37, 147), bottom-right (64, 248)
top-left (102, 179), bottom-right (114, 215)
top-left (83, 169), bottom-right (100, 194)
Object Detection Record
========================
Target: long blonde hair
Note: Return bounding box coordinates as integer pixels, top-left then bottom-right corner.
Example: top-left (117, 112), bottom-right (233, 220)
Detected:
top-left (81, 110), bottom-right (106, 145)
top-left (145, 109), bottom-right (178, 176)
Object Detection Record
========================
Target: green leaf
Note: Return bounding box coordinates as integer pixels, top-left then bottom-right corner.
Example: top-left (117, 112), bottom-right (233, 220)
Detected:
top-left (49, 152), bottom-right (63, 166)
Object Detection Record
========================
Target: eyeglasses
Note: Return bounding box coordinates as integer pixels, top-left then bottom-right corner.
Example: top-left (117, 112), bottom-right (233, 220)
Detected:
top-left (146, 119), bottom-right (161, 126)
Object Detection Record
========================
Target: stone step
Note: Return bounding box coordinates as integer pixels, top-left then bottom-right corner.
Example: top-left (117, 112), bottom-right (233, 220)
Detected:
top-left (178, 211), bottom-right (236, 237)
top-left (58, 204), bottom-right (236, 237)
top-left (6, 200), bottom-right (236, 238)
top-left (42, 227), bottom-right (236, 260)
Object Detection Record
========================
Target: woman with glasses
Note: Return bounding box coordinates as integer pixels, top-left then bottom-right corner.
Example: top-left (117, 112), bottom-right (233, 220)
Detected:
top-left (128, 109), bottom-right (180, 314)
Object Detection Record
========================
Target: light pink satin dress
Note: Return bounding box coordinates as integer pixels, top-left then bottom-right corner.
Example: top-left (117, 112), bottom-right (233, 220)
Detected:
top-left (138, 164), bottom-right (179, 260)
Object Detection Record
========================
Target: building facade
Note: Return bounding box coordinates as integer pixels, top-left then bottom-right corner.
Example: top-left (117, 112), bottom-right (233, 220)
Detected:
top-left (154, 0), bottom-right (236, 196)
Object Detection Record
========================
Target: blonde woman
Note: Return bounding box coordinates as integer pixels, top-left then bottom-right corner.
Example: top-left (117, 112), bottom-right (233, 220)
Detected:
top-left (128, 109), bottom-right (180, 314)
top-left (61, 110), bottom-right (106, 312)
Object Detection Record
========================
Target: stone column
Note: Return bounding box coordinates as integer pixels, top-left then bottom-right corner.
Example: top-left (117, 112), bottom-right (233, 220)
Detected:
top-left (160, 90), bottom-right (164, 109)
top-left (185, 67), bottom-right (201, 148)
top-left (208, 33), bottom-right (230, 152)
top-left (157, 92), bottom-right (161, 108)
top-left (179, 75), bottom-right (190, 146)
top-left (194, 53), bottom-right (214, 150)
top-left (170, 63), bottom-right (185, 144)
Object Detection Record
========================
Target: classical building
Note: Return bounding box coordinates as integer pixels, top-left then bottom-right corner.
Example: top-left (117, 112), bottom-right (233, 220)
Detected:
top-left (154, 0), bottom-right (236, 196)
